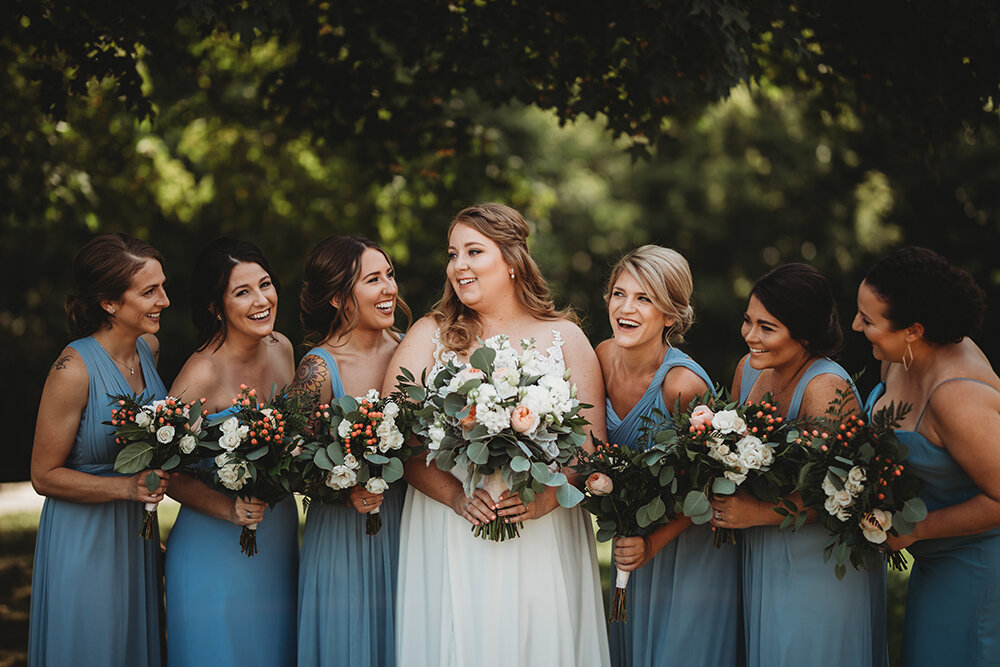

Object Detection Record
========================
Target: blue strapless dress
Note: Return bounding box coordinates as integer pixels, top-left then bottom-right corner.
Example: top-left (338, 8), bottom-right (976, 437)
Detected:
top-left (29, 336), bottom-right (166, 666)
top-left (741, 359), bottom-right (887, 667)
top-left (867, 380), bottom-right (1000, 667)
top-left (606, 348), bottom-right (740, 667)
top-left (296, 347), bottom-right (404, 667)
top-left (165, 406), bottom-right (298, 667)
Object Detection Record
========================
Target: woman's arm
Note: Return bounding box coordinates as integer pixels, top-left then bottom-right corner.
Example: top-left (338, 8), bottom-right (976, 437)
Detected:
top-left (614, 516), bottom-right (694, 571)
top-left (31, 348), bottom-right (168, 504)
top-left (888, 380), bottom-right (1000, 548)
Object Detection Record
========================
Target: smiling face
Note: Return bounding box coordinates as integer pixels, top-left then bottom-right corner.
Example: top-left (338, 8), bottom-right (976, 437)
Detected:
top-left (852, 280), bottom-right (907, 363)
top-left (446, 222), bottom-right (512, 311)
top-left (741, 294), bottom-right (807, 370)
top-left (344, 247), bottom-right (398, 332)
top-left (608, 271), bottom-right (672, 349)
top-left (105, 258), bottom-right (170, 336)
top-left (221, 261), bottom-right (277, 339)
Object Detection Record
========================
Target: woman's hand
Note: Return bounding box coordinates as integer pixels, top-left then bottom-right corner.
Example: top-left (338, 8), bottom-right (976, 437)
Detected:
top-left (349, 486), bottom-right (384, 515)
top-left (127, 470), bottom-right (169, 503)
top-left (710, 492), bottom-right (776, 530)
top-left (494, 487), bottom-right (559, 523)
top-left (449, 487), bottom-right (496, 527)
top-left (230, 496), bottom-right (268, 527)
top-left (886, 530), bottom-right (918, 552)
top-left (614, 536), bottom-right (653, 572)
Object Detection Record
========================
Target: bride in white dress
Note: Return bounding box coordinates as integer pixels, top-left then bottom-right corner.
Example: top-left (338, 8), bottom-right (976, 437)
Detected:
top-left (384, 203), bottom-right (611, 667)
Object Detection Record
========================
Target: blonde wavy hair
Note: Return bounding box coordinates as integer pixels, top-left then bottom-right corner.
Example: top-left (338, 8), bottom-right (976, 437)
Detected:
top-left (432, 203), bottom-right (577, 352)
top-left (604, 245), bottom-right (695, 344)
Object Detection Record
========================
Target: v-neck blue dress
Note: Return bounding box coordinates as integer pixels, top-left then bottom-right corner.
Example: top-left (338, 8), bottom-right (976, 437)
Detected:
top-left (740, 359), bottom-right (887, 667)
top-left (296, 347), bottom-right (405, 667)
top-left (29, 336), bottom-right (167, 667)
top-left (867, 380), bottom-right (1000, 667)
top-left (606, 347), bottom-right (740, 667)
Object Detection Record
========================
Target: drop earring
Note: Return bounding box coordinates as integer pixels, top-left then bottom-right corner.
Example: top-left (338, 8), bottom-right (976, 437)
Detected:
top-left (509, 268), bottom-right (515, 280)
top-left (902, 342), bottom-right (914, 372)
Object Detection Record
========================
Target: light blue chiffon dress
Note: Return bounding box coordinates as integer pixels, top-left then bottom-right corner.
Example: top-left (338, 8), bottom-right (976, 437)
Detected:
top-left (296, 347), bottom-right (404, 667)
top-left (165, 405), bottom-right (298, 667)
top-left (867, 380), bottom-right (1000, 667)
top-left (29, 336), bottom-right (166, 667)
top-left (607, 348), bottom-right (740, 667)
top-left (740, 359), bottom-right (887, 667)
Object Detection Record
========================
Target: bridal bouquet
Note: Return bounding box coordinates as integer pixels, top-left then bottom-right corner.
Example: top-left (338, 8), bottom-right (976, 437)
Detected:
top-left (202, 385), bottom-right (307, 556)
top-left (108, 394), bottom-right (208, 538)
top-left (575, 440), bottom-right (672, 622)
top-left (298, 389), bottom-right (413, 535)
top-left (641, 389), bottom-right (804, 546)
top-left (399, 334), bottom-right (588, 541)
top-left (796, 390), bottom-right (927, 578)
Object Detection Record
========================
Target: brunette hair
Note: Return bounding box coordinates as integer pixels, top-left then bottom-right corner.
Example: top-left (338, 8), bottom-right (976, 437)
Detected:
top-left (191, 238), bottom-right (279, 351)
top-left (864, 247), bottom-right (986, 344)
top-left (605, 245), bottom-right (695, 344)
top-left (751, 263), bottom-right (843, 357)
top-left (66, 233), bottom-right (165, 338)
top-left (299, 235), bottom-right (411, 347)
top-left (432, 203), bottom-right (576, 352)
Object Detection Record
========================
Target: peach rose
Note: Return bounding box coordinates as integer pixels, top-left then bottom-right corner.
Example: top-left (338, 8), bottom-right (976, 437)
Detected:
top-left (460, 405), bottom-right (478, 430)
top-left (510, 404), bottom-right (540, 434)
top-left (689, 405), bottom-right (714, 429)
top-left (586, 472), bottom-right (613, 496)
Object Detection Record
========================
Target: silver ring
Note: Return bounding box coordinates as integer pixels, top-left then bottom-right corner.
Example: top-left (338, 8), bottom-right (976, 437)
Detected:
top-left (246, 510), bottom-right (252, 518)
top-left (363, 499), bottom-right (368, 506)
top-left (715, 511), bottom-right (723, 520)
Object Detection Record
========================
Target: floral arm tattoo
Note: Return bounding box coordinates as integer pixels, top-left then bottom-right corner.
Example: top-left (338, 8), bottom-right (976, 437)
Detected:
top-left (291, 354), bottom-right (328, 403)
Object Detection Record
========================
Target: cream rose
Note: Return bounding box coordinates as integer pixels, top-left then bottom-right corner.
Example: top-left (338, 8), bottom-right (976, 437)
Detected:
top-left (366, 477), bottom-right (389, 494)
top-left (860, 509), bottom-right (893, 544)
top-left (178, 434), bottom-right (197, 454)
top-left (712, 410), bottom-right (747, 435)
top-left (585, 472), bottom-right (613, 496)
top-left (220, 416), bottom-right (239, 434)
top-left (135, 411), bottom-right (152, 429)
top-left (156, 425), bottom-right (175, 444)
top-left (219, 431), bottom-right (241, 452)
top-left (325, 465), bottom-right (357, 490)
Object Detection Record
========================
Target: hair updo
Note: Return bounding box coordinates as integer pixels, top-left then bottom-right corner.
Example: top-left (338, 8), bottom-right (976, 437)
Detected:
top-left (65, 233), bottom-right (165, 339)
top-left (299, 235), bottom-right (410, 347)
top-left (604, 245), bottom-right (695, 344)
top-left (864, 247), bottom-right (986, 344)
top-left (751, 263), bottom-right (843, 357)
top-left (191, 238), bottom-right (279, 351)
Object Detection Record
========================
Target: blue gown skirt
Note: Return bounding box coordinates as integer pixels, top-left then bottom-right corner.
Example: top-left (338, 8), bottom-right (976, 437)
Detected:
top-left (608, 524), bottom-right (740, 667)
top-left (297, 482), bottom-right (405, 667)
top-left (743, 523), bottom-right (886, 667)
top-left (165, 497), bottom-right (299, 666)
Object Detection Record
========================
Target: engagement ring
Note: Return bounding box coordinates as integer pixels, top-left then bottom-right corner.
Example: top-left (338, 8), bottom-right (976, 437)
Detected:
top-left (246, 510), bottom-right (252, 518)
top-left (363, 499), bottom-right (368, 506)
top-left (715, 511), bottom-right (723, 520)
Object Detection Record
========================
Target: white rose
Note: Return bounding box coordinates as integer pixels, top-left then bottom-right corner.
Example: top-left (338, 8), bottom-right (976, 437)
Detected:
top-left (428, 424), bottom-right (446, 451)
top-left (338, 420), bottom-right (353, 439)
top-left (135, 411), bottom-right (152, 429)
top-left (156, 425), bottom-right (175, 444)
top-left (218, 462), bottom-right (247, 491)
top-left (219, 431), bottom-right (242, 452)
top-left (366, 477), bottom-right (389, 494)
top-left (214, 453), bottom-right (230, 467)
top-left (382, 401), bottom-right (400, 419)
top-left (723, 451), bottom-right (742, 469)
top-left (220, 416), bottom-right (239, 434)
top-left (822, 474), bottom-right (839, 497)
top-left (835, 506), bottom-right (851, 522)
top-left (845, 479), bottom-right (865, 496)
top-left (759, 444), bottom-right (774, 466)
top-left (237, 425), bottom-right (250, 439)
top-left (325, 465), bottom-right (357, 490)
top-left (520, 385), bottom-right (555, 416)
top-left (376, 420), bottom-right (395, 438)
top-left (712, 410), bottom-right (747, 435)
top-left (343, 453), bottom-right (360, 470)
top-left (860, 509), bottom-right (893, 544)
top-left (379, 430), bottom-right (405, 452)
top-left (740, 448), bottom-right (763, 470)
top-left (365, 389), bottom-right (381, 402)
top-left (824, 495), bottom-right (842, 517)
top-left (178, 434), bottom-right (197, 454)
top-left (833, 488), bottom-right (854, 508)
top-left (724, 470), bottom-right (748, 485)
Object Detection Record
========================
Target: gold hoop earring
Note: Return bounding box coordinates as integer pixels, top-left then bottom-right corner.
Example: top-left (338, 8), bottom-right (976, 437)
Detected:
top-left (902, 342), bottom-right (914, 372)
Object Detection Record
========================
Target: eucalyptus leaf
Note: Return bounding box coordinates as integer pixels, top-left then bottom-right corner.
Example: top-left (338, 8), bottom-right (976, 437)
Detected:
top-left (114, 443), bottom-right (153, 474)
top-left (545, 472), bottom-right (568, 487)
top-left (245, 446), bottom-right (269, 461)
top-left (510, 455), bottom-right (530, 472)
top-left (314, 448), bottom-right (334, 471)
top-left (901, 498), bottom-right (928, 523)
top-left (712, 477), bottom-right (736, 495)
top-left (364, 452), bottom-right (391, 465)
top-left (530, 462), bottom-right (552, 484)
top-left (467, 441), bottom-right (489, 465)
top-left (327, 443), bottom-right (344, 465)
top-left (383, 458), bottom-right (404, 483)
top-left (556, 483), bottom-right (584, 508)
top-left (683, 491), bottom-right (713, 524)
top-left (144, 470), bottom-right (162, 493)
top-left (162, 454), bottom-right (181, 471)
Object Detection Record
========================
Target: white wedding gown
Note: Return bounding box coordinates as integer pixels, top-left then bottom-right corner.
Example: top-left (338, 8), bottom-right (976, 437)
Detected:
top-left (395, 331), bottom-right (610, 667)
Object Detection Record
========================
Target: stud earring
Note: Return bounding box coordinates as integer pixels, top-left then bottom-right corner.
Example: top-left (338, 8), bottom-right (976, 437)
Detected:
top-left (106, 307), bottom-right (115, 315)
top-left (509, 268), bottom-right (515, 280)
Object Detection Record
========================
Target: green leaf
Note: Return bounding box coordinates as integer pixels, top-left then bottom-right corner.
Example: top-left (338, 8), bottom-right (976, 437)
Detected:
top-left (469, 345), bottom-right (496, 373)
top-left (364, 452), bottom-right (391, 465)
top-left (144, 470), bottom-right (161, 493)
top-left (556, 483), bottom-right (584, 508)
top-left (161, 454), bottom-right (181, 471)
top-left (712, 477), bottom-right (736, 495)
top-left (530, 462), bottom-right (552, 484)
top-left (683, 490), bottom-right (712, 524)
top-left (245, 446), bottom-right (269, 461)
top-left (545, 472), bottom-right (568, 487)
top-left (595, 527), bottom-right (616, 542)
top-left (314, 448), bottom-right (334, 471)
top-left (901, 498), bottom-right (928, 523)
top-left (510, 455), bottom-right (530, 472)
top-left (519, 486), bottom-right (536, 505)
top-left (114, 443), bottom-right (153, 474)
top-left (646, 495), bottom-right (666, 521)
top-left (637, 505), bottom-right (652, 528)
top-left (383, 457), bottom-right (404, 483)
top-left (467, 440), bottom-right (489, 465)
top-left (443, 392), bottom-right (468, 417)
top-left (658, 465), bottom-right (675, 486)
top-left (793, 511), bottom-right (807, 531)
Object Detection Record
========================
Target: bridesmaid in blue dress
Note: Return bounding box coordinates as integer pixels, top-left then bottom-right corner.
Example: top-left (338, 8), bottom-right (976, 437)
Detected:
top-left (29, 234), bottom-right (171, 666)
top-left (292, 236), bottom-right (410, 667)
top-left (165, 238), bottom-right (298, 666)
top-left (853, 247), bottom-right (1000, 667)
top-left (597, 246), bottom-right (740, 667)
top-left (711, 263), bottom-right (887, 667)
